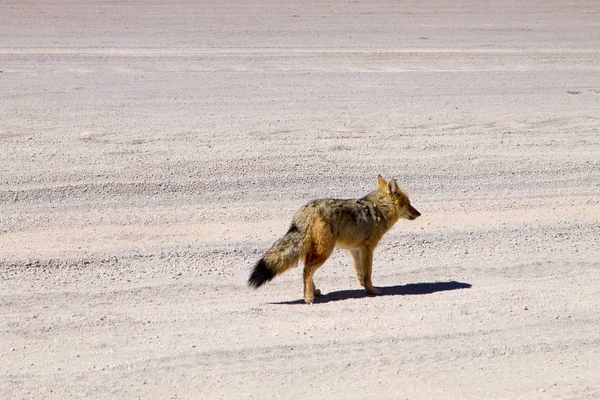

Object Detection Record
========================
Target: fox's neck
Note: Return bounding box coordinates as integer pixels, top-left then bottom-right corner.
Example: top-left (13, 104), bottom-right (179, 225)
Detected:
top-left (362, 190), bottom-right (399, 230)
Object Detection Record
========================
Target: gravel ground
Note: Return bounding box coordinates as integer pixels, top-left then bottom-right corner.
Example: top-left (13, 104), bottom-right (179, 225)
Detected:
top-left (1, 1), bottom-right (600, 399)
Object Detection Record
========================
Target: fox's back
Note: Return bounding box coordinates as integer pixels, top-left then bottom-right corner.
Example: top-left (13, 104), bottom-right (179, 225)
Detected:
top-left (293, 198), bottom-right (387, 247)
top-left (299, 198), bottom-right (381, 222)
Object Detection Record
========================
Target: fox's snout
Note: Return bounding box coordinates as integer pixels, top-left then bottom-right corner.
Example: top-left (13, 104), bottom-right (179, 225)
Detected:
top-left (408, 206), bottom-right (421, 220)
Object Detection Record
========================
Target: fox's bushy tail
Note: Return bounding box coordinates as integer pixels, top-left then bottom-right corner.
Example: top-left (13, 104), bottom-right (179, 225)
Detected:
top-left (248, 223), bottom-right (304, 288)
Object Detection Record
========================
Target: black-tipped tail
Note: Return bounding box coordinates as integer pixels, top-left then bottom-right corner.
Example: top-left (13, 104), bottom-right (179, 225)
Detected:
top-left (248, 258), bottom-right (275, 288)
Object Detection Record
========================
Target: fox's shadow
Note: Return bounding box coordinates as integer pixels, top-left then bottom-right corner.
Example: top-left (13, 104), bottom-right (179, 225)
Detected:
top-left (270, 281), bottom-right (472, 305)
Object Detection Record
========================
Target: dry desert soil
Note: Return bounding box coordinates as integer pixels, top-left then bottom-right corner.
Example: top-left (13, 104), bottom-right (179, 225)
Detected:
top-left (1, 1), bottom-right (600, 399)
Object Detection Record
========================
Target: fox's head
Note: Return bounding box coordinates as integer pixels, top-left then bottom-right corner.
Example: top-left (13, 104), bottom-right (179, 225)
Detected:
top-left (377, 175), bottom-right (421, 220)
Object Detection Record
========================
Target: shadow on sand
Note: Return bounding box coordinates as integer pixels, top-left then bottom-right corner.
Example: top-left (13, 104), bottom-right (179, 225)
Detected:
top-left (270, 281), bottom-right (472, 305)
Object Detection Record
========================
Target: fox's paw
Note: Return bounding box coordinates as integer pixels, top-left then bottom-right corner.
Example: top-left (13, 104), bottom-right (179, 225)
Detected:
top-left (314, 288), bottom-right (322, 297)
top-left (366, 286), bottom-right (380, 296)
top-left (304, 296), bottom-right (314, 304)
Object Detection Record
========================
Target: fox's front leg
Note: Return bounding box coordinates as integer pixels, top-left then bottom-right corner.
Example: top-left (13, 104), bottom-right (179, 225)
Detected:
top-left (350, 248), bottom-right (380, 295)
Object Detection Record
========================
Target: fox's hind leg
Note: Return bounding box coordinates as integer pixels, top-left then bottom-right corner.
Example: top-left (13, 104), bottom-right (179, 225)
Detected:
top-left (302, 222), bottom-right (334, 304)
top-left (350, 247), bottom-right (380, 296)
top-left (303, 252), bottom-right (330, 304)
top-left (312, 282), bottom-right (322, 297)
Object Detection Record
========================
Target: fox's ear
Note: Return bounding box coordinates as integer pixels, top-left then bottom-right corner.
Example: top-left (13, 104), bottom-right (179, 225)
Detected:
top-left (377, 175), bottom-right (387, 188)
top-left (388, 178), bottom-right (399, 194)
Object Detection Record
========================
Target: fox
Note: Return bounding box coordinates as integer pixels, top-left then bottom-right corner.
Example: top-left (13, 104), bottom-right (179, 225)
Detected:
top-left (248, 175), bottom-right (421, 304)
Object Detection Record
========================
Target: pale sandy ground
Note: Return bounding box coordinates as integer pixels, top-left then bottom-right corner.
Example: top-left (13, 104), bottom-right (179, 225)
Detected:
top-left (2, 1), bottom-right (600, 399)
